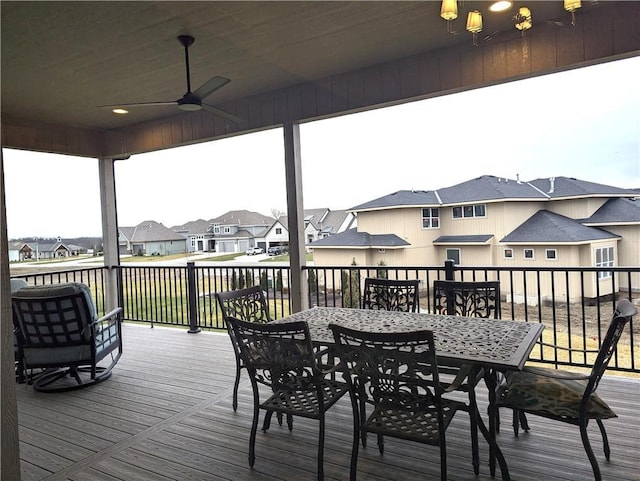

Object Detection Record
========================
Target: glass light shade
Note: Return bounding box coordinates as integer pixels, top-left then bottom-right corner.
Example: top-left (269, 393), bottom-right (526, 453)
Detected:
top-left (441, 0), bottom-right (458, 21)
top-left (564, 0), bottom-right (581, 12)
top-left (466, 11), bottom-right (483, 33)
top-left (515, 6), bottom-right (532, 31)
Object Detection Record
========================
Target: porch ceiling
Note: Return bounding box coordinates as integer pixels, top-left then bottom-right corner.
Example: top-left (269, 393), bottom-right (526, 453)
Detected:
top-left (1, 1), bottom-right (639, 158)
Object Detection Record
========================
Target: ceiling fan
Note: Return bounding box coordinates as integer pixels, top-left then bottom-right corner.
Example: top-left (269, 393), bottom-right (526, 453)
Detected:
top-left (100, 35), bottom-right (242, 123)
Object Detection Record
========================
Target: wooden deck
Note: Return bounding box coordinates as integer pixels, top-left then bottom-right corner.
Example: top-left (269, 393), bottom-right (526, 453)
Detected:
top-left (17, 323), bottom-right (640, 481)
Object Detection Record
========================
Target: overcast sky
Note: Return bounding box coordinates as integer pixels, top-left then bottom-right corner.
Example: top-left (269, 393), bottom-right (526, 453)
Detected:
top-left (3, 56), bottom-right (639, 239)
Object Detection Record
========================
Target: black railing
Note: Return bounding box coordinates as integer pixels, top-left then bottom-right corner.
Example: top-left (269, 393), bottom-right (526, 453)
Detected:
top-left (11, 262), bottom-right (639, 373)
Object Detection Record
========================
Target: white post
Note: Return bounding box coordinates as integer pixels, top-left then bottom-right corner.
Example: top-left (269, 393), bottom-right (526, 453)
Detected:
top-left (98, 157), bottom-right (121, 310)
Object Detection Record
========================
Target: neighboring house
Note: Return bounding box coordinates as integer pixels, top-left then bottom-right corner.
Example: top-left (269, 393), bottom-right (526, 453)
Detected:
top-left (205, 210), bottom-right (274, 253)
top-left (8, 241), bottom-right (33, 262)
top-left (310, 175), bottom-right (640, 302)
top-left (119, 221), bottom-right (187, 256)
top-left (172, 219), bottom-right (215, 253)
top-left (33, 237), bottom-right (87, 259)
top-left (263, 208), bottom-right (356, 249)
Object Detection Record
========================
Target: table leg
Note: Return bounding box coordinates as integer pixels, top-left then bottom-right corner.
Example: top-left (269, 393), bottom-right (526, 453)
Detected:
top-left (482, 367), bottom-right (510, 480)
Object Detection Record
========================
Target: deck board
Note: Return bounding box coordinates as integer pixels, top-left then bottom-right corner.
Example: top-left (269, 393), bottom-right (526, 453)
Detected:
top-left (17, 323), bottom-right (640, 481)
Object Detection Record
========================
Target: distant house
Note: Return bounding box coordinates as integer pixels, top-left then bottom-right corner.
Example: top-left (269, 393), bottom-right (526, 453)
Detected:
top-left (30, 237), bottom-right (87, 259)
top-left (310, 175), bottom-right (640, 302)
top-left (262, 208), bottom-right (356, 250)
top-left (119, 221), bottom-right (187, 256)
top-left (205, 210), bottom-right (274, 253)
top-left (8, 241), bottom-right (32, 262)
top-left (172, 219), bottom-right (215, 253)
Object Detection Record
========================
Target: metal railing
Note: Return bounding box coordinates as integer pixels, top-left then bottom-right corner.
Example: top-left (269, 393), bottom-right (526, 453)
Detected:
top-left (11, 261), bottom-right (639, 373)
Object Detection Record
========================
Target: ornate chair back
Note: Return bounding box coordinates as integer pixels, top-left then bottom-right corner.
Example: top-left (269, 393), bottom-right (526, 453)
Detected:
top-left (433, 280), bottom-right (501, 318)
top-left (362, 277), bottom-right (420, 312)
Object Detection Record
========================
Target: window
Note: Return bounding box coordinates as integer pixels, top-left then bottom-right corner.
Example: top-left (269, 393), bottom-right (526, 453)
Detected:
top-left (223, 226), bottom-right (231, 234)
top-left (504, 248), bottom-right (514, 259)
top-left (275, 227), bottom-right (282, 235)
top-left (546, 249), bottom-right (557, 260)
top-left (523, 249), bottom-right (534, 260)
top-left (595, 246), bottom-right (614, 279)
top-left (213, 225), bottom-right (220, 234)
top-left (452, 204), bottom-right (486, 219)
top-left (446, 248), bottom-right (460, 265)
top-left (190, 238), bottom-right (195, 247)
top-left (422, 208), bottom-right (440, 228)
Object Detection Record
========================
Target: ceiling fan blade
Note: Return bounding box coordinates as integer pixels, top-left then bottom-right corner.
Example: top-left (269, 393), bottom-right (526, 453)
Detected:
top-left (193, 76), bottom-right (230, 100)
top-left (99, 101), bottom-right (178, 109)
top-left (201, 103), bottom-right (243, 123)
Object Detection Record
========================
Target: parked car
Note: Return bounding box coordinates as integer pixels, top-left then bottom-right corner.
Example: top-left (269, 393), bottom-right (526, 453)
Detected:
top-left (245, 247), bottom-right (264, 255)
top-left (267, 246), bottom-right (284, 256)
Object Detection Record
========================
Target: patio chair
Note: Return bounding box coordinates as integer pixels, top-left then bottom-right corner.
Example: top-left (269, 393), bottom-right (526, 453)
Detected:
top-left (12, 282), bottom-right (123, 392)
top-left (432, 279), bottom-right (502, 473)
top-left (11, 278), bottom-right (29, 381)
top-left (215, 286), bottom-right (273, 412)
top-left (330, 324), bottom-right (466, 481)
top-left (433, 280), bottom-right (501, 318)
top-left (362, 277), bottom-right (420, 312)
top-left (227, 317), bottom-right (347, 481)
top-left (497, 298), bottom-right (636, 481)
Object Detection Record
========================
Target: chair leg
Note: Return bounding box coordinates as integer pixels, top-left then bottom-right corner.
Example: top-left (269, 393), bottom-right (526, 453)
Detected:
top-left (359, 397), bottom-right (367, 448)
top-left (512, 409), bottom-right (520, 436)
top-left (349, 395), bottom-right (360, 481)
top-left (596, 419), bottom-right (611, 460)
top-left (317, 414), bottom-right (325, 481)
top-left (468, 392), bottom-right (480, 475)
top-left (249, 387), bottom-right (260, 467)
top-left (580, 419), bottom-right (603, 481)
top-left (440, 432), bottom-right (448, 481)
top-left (518, 410), bottom-right (530, 432)
top-left (232, 359), bottom-right (241, 411)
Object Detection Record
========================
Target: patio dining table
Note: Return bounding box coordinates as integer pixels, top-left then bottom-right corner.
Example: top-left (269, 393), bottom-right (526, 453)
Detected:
top-left (273, 306), bottom-right (544, 480)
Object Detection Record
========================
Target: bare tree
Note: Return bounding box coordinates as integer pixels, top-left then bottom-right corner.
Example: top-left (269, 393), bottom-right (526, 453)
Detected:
top-left (270, 208), bottom-right (285, 220)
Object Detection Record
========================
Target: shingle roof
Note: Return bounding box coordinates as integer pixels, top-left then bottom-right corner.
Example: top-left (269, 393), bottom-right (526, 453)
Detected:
top-left (171, 219), bottom-right (210, 235)
top-left (433, 235), bottom-right (494, 244)
top-left (501, 210), bottom-right (619, 244)
top-left (583, 197), bottom-right (640, 225)
top-left (309, 228), bottom-right (409, 248)
top-left (128, 221), bottom-right (186, 242)
top-left (350, 175), bottom-right (638, 212)
top-left (209, 210), bottom-right (274, 226)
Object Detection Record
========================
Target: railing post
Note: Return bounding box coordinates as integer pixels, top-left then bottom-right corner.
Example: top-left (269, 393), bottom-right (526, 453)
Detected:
top-left (444, 259), bottom-right (455, 281)
top-left (187, 262), bottom-right (201, 333)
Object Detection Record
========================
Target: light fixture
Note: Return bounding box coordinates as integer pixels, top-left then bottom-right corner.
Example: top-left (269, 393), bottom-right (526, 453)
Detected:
top-left (489, 1), bottom-right (512, 13)
top-left (441, 0), bottom-right (458, 34)
top-left (466, 11), bottom-right (483, 46)
top-left (564, 0), bottom-right (581, 26)
top-left (514, 6), bottom-right (532, 33)
top-left (112, 108), bottom-right (129, 115)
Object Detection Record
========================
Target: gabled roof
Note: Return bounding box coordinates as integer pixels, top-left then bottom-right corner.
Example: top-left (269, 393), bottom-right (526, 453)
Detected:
top-left (119, 226), bottom-right (135, 241)
top-left (529, 176), bottom-right (637, 199)
top-left (433, 235), bottom-right (493, 245)
top-left (350, 175), bottom-right (638, 212)
top-left (501, 210), bottom-right (619, 244)
top-left (209, 210), bottom-right (274, 226)
top-left (125, 221), bottom-right (186, 243)
top-left (309, 228), bottom-right (409, 249)
top-left (171, 219), bottom-right (210, 235)
top-left (582, 197), bottom-right (640, 225)
top-left (319, 210), bottom-right (356, 234)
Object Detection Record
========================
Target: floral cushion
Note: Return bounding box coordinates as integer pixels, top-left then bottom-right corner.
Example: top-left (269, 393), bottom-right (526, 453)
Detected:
top-left (503, 367), bottom-right (616, 420)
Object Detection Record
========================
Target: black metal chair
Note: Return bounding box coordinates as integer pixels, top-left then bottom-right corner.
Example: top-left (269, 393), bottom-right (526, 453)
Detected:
top-left (227, 317), bottom-right (347, 481)
top-left (362, 277), bottom-right (420, 312)
top-left (432, 279), bottom-right (502, 473)
top-left (12, 282), bottom-right (123, 392)
top-left (433, 280), bottom-right (501, 318)
top-left (215, 286), bottom-right (272, 412)
top-left (497, 299), bottom-right (636, 481)
top-left (330, 324), bottom-right (466, 481)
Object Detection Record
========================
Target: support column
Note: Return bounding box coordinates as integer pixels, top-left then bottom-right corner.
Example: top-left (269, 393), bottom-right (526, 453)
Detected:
top-left (98, 157), bottom-right (121, 311)
top-left (0, 148), bottom-right (21, 480)
top-left (283, 122), bottom-right (308, 313)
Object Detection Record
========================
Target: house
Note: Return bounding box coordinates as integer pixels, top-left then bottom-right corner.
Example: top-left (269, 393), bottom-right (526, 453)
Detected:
top-left (205, 210), bottom-right (274, 253)
top-left (119, 221), bottom-right (187, 256)
top-left (31, 237), bottom-right (87, 259)
top-left (172, 219), bottom-right (215, 253)
top-left (262, 208), bottom-right (356, 250)
top-left (8, 241), bottom-right (33, 262)
top-left (309, 175), bottom-right (640, 302)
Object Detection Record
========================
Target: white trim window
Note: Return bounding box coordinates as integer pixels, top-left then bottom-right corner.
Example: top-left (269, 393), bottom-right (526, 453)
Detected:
top-left (223, 226), bottom-right (231, 234)
top-left (275, 227), bottom-right (282, 235)
top-left (595, 246), bottom-right (614, 279)
top-left (545, 249), bottom-right (557, 260)
top-left (504, 248), bottom-right (514, 260)
top-left (523, 248), bottom-right (535, 260)
top-left (446, 248), bottom-right (460, 265)
top-left (422, 208), bottom-right (440, 228)
top-left (452, 204), bottom-right (486, 219)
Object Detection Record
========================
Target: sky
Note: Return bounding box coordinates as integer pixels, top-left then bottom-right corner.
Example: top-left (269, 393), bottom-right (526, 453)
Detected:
top-left (3, 56), bottom-right (639, 239)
